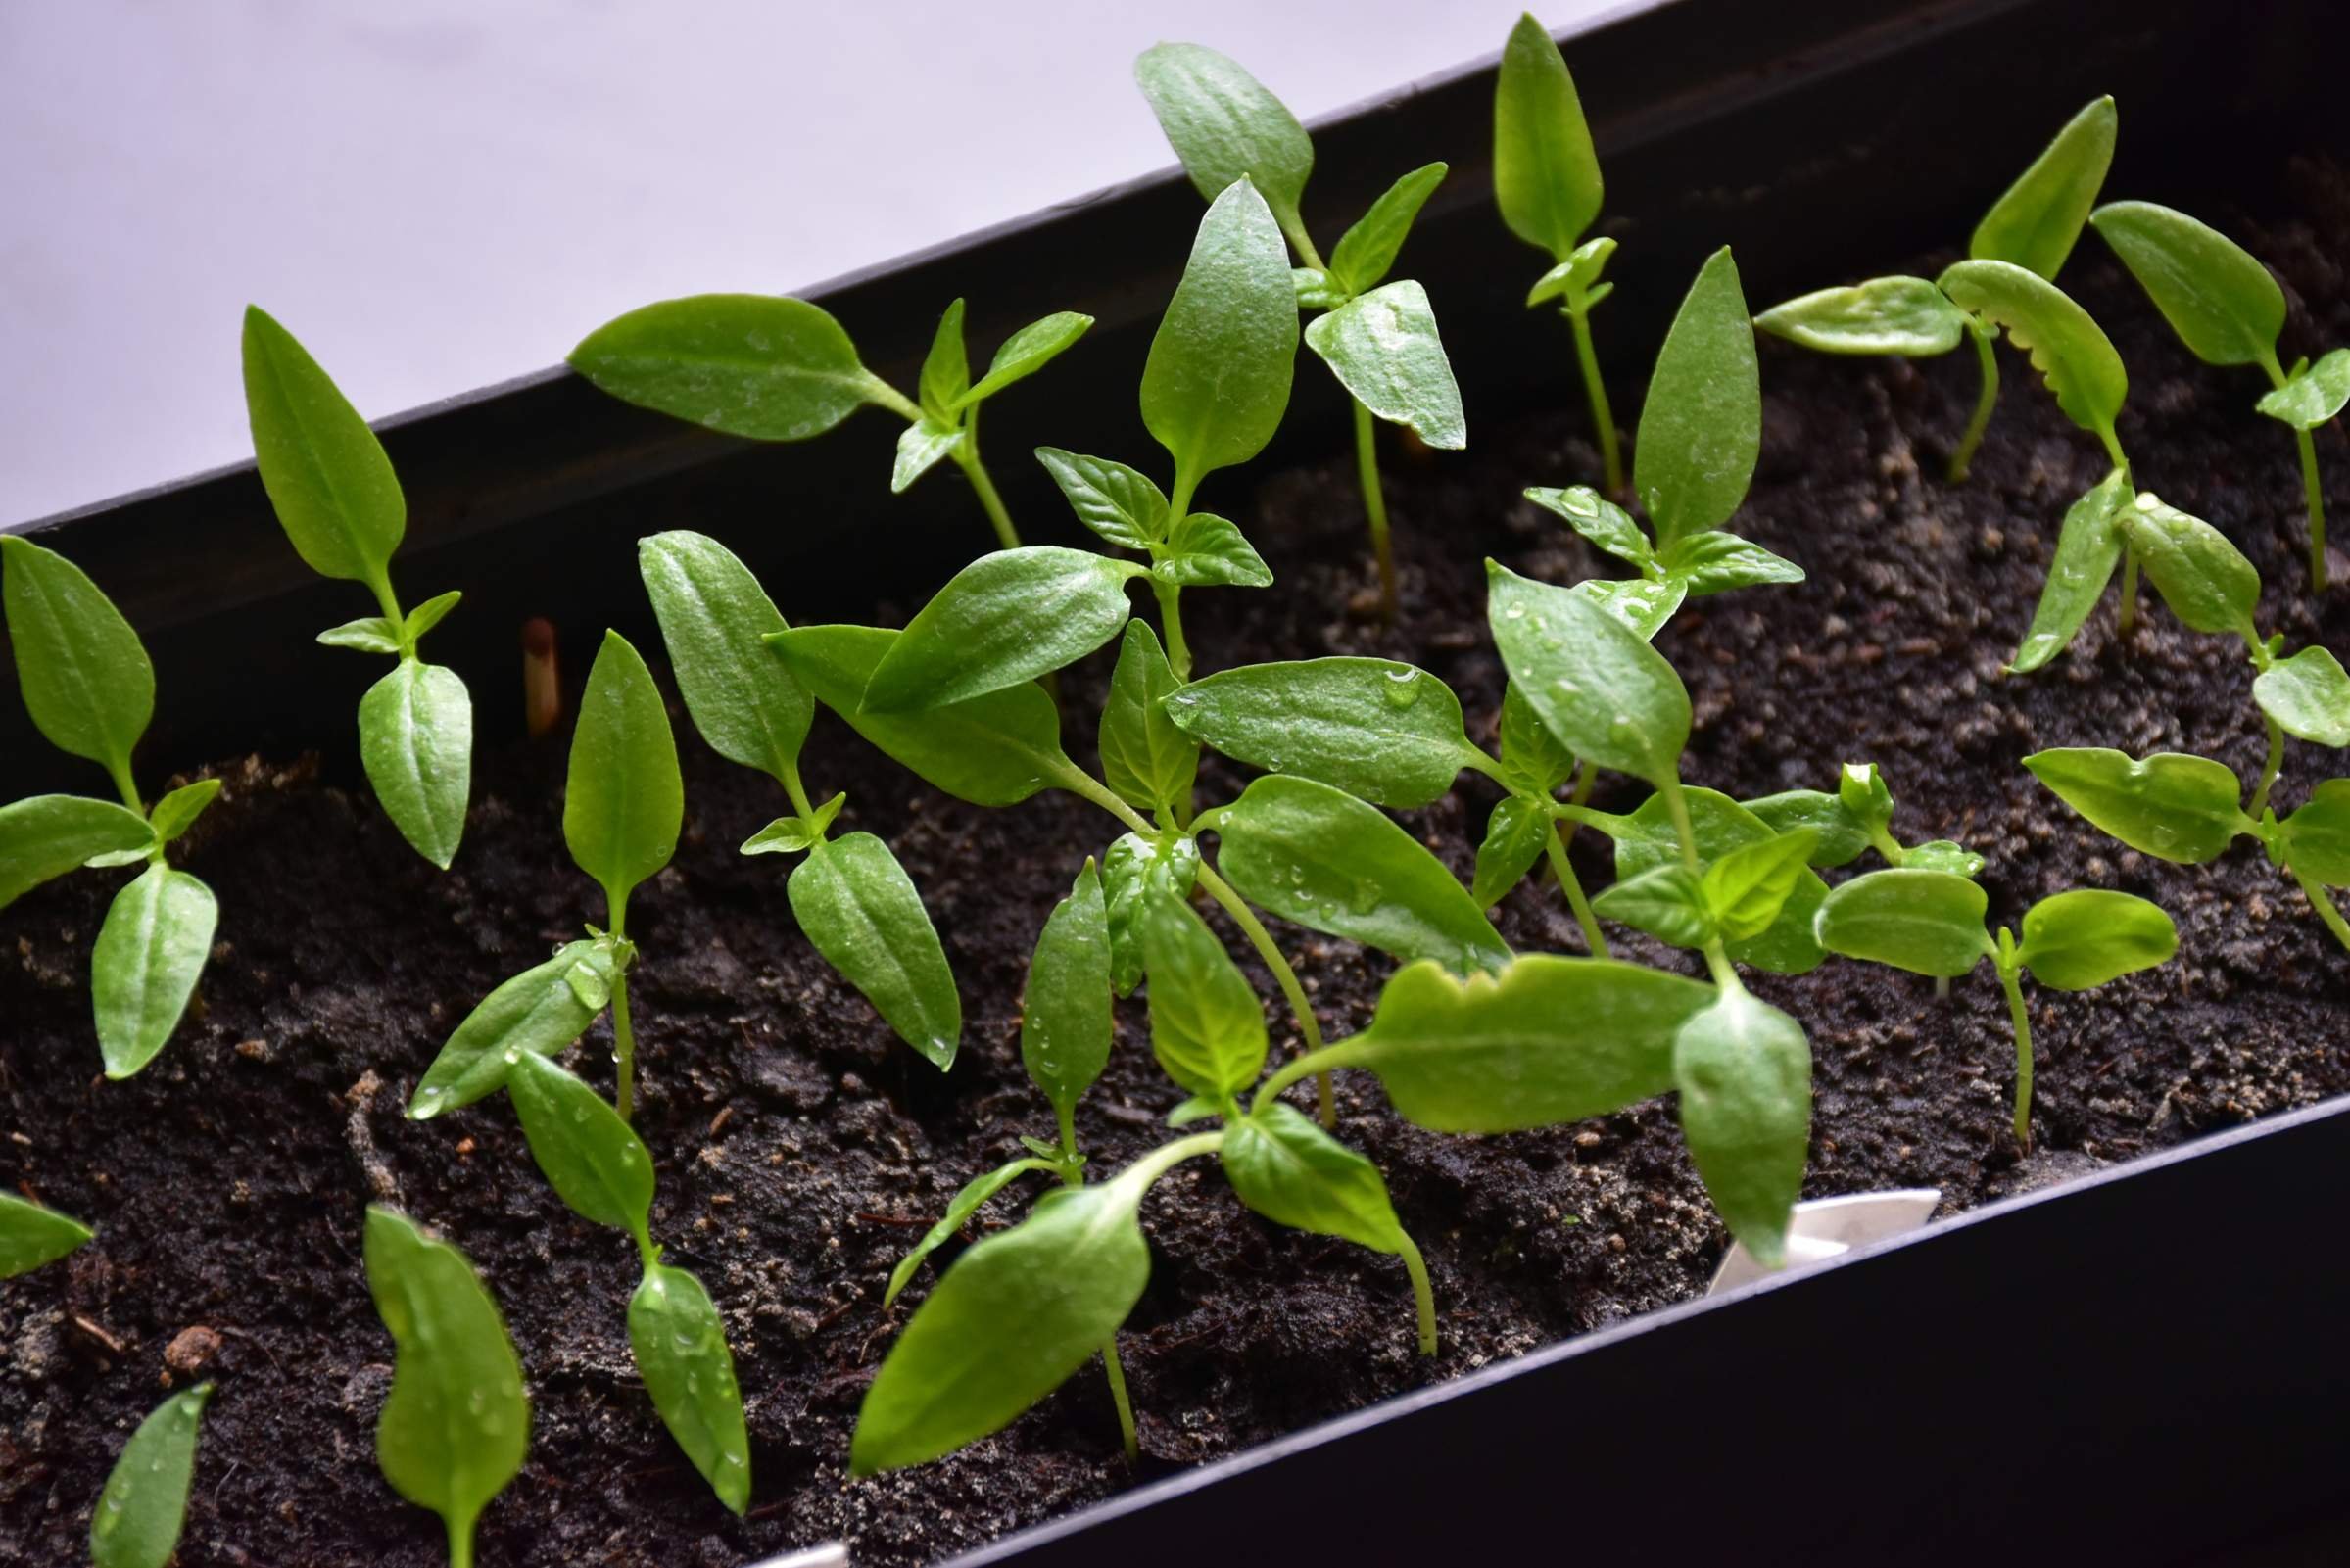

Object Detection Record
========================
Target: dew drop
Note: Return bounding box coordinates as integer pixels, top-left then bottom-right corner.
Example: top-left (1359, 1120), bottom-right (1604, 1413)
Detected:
top-left (1381, 668), bottom-right (1421, 708)
top-left (1505, 603), bottom-right (1527, 620)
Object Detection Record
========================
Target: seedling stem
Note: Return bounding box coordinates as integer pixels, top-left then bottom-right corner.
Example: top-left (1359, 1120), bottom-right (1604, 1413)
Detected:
top-left (1949, 325), bottom-right (1999, 483)
top-left (1541, 819), bottom-right (1609, 957)
top-left (1564, 293), bottom-right (1622, 493)
top-left (1354, 399), bottom-right (1398, 614)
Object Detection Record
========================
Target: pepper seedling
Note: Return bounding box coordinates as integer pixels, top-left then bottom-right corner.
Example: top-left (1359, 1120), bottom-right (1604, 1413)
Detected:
top-left (1756, 95), bottom-right (2116, 482)
top-left (2, 536), bottom-right (219, 1078)
top-left (1816, 872), bottom-right (2175, 1147)
top-left (243, 307), bottom-right (472, 869)
top-left (2091, 200), bottom-right (2347, 589)
top-left (1493, 12), bottom-right (1620, 493)
top-left (410, 630), bottom-right (680, 1123)
top-left (571, 291), bottom-right (1093, 550)
top-left (89, 1383), bottom-right (212, 1568)
top-left (1746, 761), bottom-right (1988, 881)
top-left (640, 530), bottom-right (959, 1068)
top-left (0, 1190), bottom-right (91, 1278)
top-left (363, 1206), bottom-right (527, 1568)
top-left (1137, 41), bottom-right (1464, 612)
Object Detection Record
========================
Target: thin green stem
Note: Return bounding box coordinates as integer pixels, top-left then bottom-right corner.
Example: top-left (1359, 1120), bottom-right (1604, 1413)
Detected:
top-left (953, 406), bottom-right (1023, 551)
top-left (607, 893), bottom-right (638, 1124)
top-left (1151, 579), bottom-right (1192, 683)
top-left (1996, 959), bottom-right (2034, 1151)
top-left (450, 1519), bottom-right (475, 1568)
top-left (1948, 327), bottom-right (1998, 483)
top-left (1353, 398), bottom-right (1397, 616)
top-left (1286, 224), bottom-right (1326, 274)
top-left (864, 375), bottom-right (924, 424)
top-left (1660, 774), bottom-right (1741, 990)
top-left (1050, 759), bottom-right (1158, 837)
top-left (1570, 762), bottom-right (1596, 808)
top-left (1115, 1130), bottom-right (1226, 1193)
top-left (1253, 1038), bottom-right (1361, 1114)
top-left (2249, 718), bottom-right (2285, 821)
top-left (1563, 300), bottom-right (1622, 494)
top-left (2296, 424), bottom-right (2327, 590)
top-left (1541, 818), bottom-right (1609, 958)
top-left (1397, 1228), bottom-right (1438, 1355)
top-left (107, 756), bottom-right (144, 818)
top-left (2290, 866), bottom-right (2350, 956)
top-left (1099, 1338), bottom-right (1139, 1461)
top-left (1195, 861), bottom-right (1334, 1128)
top-left (2117, 546), bottom-right (2139, 637)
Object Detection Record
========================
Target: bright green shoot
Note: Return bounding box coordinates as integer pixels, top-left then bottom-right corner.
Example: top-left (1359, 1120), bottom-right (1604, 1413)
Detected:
top-left (1138, 41), bottom-right (1465, 612)
top-left (0, 1190), bottom-right (92, 1278)
top-left (90, 1383), bottom-right (213, 1568)
top-left (1756, 95), bottom-right (2116, 482)
top-left (570, 291), bottom-right (1093, 550)
top-left (2091, 200), bottom-right (2345, 589)
top-left (243, 306), bottom-right (472, 869)
top-left (2, 536), bottom-right (219, 1078)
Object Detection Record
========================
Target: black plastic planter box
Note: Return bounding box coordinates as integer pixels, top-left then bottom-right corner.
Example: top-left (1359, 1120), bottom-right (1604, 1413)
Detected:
top-left (8, 0), bottom-right (2350, 1561)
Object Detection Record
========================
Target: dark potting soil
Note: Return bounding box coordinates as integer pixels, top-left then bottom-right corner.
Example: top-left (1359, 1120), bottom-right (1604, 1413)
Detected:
top-left (9, 162), bottom-right (2350, 1568)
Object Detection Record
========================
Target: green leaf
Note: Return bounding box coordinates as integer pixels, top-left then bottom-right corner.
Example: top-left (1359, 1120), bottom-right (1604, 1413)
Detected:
top-left (2026, 747), bottom-right (2249, 864)
top-left (1141, 887), bottom-right (1267, 1099)
top-left (1103, 832), bottom-right (1199, 997)
top-left (1141, 178), bottom-right (1299, 478)
top-left (1499, 683), bottom-right (1576, 796)
top-left (410, 940), bottom-right (613, 1117)
top-left (1303, 280), bottom-right (1466, 450)
top-left (2010, 467), bottom-right (2133, 672)
top-left (2120, 492), bottom-right (2260, 640)
top-left (2258, 348), bottom-right (2350, 429)
top-left (146, 779), bottom-right (221, 845)
top-left (2015, 889), bottom-right (2177, 990)
top-left (1024, 861), bottom-right (1114, 1124)
top-left (1635, 247), bottom-right (1760, 549)
top-left (0, 794), bottom-right (153, 911)
top-left (1327, 162), bottom-right (1447, 296)
top-left (1970, 96), bottom-right (2117, 279)
top-left (1905, 839), bottom-right (1987, 878)
top-left (1162, 657), bottom-right (1475, 809)
top-left (769, 625), bottom-right (1074, 808)
top-left (1493, 12), bottom-right (1603, 259)
top-left (406, 590), bottom-right (462, 644)
top-left (1, 536), bottom-right (154, 776)
top-left (1741, 789), bottom-right (1870, 868)
top-left (638, 531), bottom-right (811, 784)
top-left (1836, 762), bottom-right (1895, 839)
top-left (885, 1158), bottom-right (1057, 1309)
top-left (891, 418), bottom-right (965, 494)
top-left (2281, 780), bottom-right (2350, 885)
top-left (2256, 646), bottom-right (2350, 747)
top-left (363, 1207), bottom-right (528, 1561)
top-left (853, 1176), bottom-right (1149, 1475)
top-left (1526, 236), bottom-right (1615, 309)
top-left (1101, 622), bottom-right (1198, 816)
top-left (564, 632), bottom-right (681, 903)
top-left (1487, 561), bottom-right (1690, 787)
top-left (92, 865), bottom-right (215, 1078)
top-left (918, 298), bottom-right (971, 418)
top-left (241, 306), bottom-right (405, 584)
top-left (316, 617), bottom-right (403, 654)
top-left (0, 1190), bottom-right (92, 1278)
top-left (791, 833), bottom-right (960, 1069)
top-left (742, 792), bottom-right (844, 856)
top-left (1332, 955), bottom-right (1714, 1132)
top-left (1033, 447), bottom-right (1169, 549)
top-left (1133, 42), bottom-right (1315, 247)
top-left (506, 1051), bottom-right (654, 1241)
top-left (1703, 830), bottom-right (1819, 942)
top-left (1752, 276), bottom-right (1969, 356)
top-left (1166, 1096), bottom-right (1220, 1127)
top-left (861, 547), bottom-right (1138, 712)
top-left (1592, 862), bottom-right (1711, 948)
top-left (1472, 795), bottom-right (1553, 909)
top-left (1154, 512), bottom-right (1272, 588)
top-left (1576, 577), bottom-right (1686, 641)
top-left (1659, 531), bottom-right (1805, 595)
top-left (1213, 774), bottom-right (1511, 974)
top-left (2090, 199), bottom-right (2282, 367)
top-left (1937, 261), bottom-right (2127, 442)
top-left (89, 1383), bottom-right (212, 1568)
top-left (360, 660), bottom-right (471, 870)
top-left (1594, 787), bottom-right (1828, 974)
top-left (1223, 1102), bottom-right (1405, 1253)
top-left (629, 1263), bottom-right (751, 1514)
top-left (959, 312), bottom-right (1095, 407)
top-left (1673, 989), bottom-right (1810, 1268)
top-left (1813, 868), bottom-right (1993, 978)
top-left (568, 294), bottom-right (882, 441)
top-left (1526, 485), bottom-right (1651, 567)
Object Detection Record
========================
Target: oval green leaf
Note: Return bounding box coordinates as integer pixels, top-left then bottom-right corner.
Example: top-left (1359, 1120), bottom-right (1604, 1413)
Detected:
top-left (1303, 280), bottom-right (1466, 450)
top-left (2258, 646), bottom-right (2350, 747)
top-left (1155, 512), bottom-right (1272, 588)
top-left (1141, 178), bottom-right (1299, 478)
top-left (564, 631), bottom-right (682, 902)
top-left (1970, 96), bottom-right (2117, 279)
top-left (1024, 861), bottom-right (1114, 1123)
top-left (1, 536), bottom-right (155, 775)
top-left (410, 940), bottom-right (612, 1118)
top-left (1141, 886), bottom-right (1268, 1100)
top-left (1635, 247), bottom-right (1759, 549)
top-left (1471, 795), bottom-right (1552, 909)
top-left (1753, 276), bottom-right (1969, 356)
top-left (2009, 467), bottom-right (2132, 673)
top-left (506, 1050), bottom-right (654, 1241)
top-left (1223, 1101), bottom-right (1405, 1253)
top-left (2258, 348), bottom-right (2350, 430)
top-left (1163, 656), bottom-right (1475, 810)
top-left (960, 312), bottom-right (1095, 407)
top-left (0, 1190), bottom-right (92, 1278)
top-left (2090, 200), bottom-right (2283, 367)
top-left (861, 546), bottom-right (1137, 713)
top-left (791, 833), bottom-right (960, 1069)
top-left (90, 1383), bottom-right (212, 1568)
top-left (92, 865), bottom-right (216, 1078)
top-left (1103, 832), bottom-right (1199, 998)
top-left (1937, 260), bottom-right (2126, 443)
top-left (1673, 989), bottom-right (1810, 1268)
top-left (630, 1262), bottom-right (752, 1515)
top-left (1601, 787), bottom-right (1827, 974)
top-left (2120, 492), bottom-right (2261, 640)
top-left (1100, 620), bottom-right (1198, 817)
top-left (640, 530), bottom-right (811, 782)
top-left (568, 294), bottom-right (880, 441)
top-left (2281, 780), bottom-right (2350, 885)
top-left (360, 660), bottom-right (471, 870)
top-left (1134, 42), bottom-right (1314, 246)
top-left (1034, 448), bottom-right (1168, 549)
top-left (2024, 747), bottom-right (2249, 863)
top-left (241, 306), bottom-right (405, 583)
top-left (1813, 868), bottom-right (1993, 978)
top-left (0, 794), bottom-right (154, 911)
top-left (1327, 162), bottom-right (1447, 297)
top-left (1487, 560), bottom-right (1690, 787)
top-left (2015, 889), bottom-right (2177, 991)
top-left (1493, 12), bottom-right (1602, 260)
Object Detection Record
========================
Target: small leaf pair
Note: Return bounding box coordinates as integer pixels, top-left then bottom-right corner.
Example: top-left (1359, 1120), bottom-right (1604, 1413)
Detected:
top-left (2, 536), bottom-right (219, 1078)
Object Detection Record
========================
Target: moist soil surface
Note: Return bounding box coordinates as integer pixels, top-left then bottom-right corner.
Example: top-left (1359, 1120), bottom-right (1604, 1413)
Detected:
top-left (9, 165), bottom-right (2350, 1568)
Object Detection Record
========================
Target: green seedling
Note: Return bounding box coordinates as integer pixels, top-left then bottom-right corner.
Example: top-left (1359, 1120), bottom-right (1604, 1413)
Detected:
top-left (363, 1207), bottom-right (527, 1568)
top-left (571, 291), bottom-right (1093, 550)
top-left (505, 1050), bottom-right (750, 1512)
top-left (1138, 41), bottom-right (1464, 611)
top-left (0, 1190), bottom-right (91, 1278)
top-left (89, 1383), bottom-right (212, 1568)
top-left (243, 307), bottom-right (472, 868)
top-left (1757, 95), bottom-right (2116, 482)
top-left (2091, 200), bottom-right (2346, 588)
top-left (410, 631), bottom-right (679, 1123)
top-left (640, 530), bottom-right (959, 1068)
top-left (1493, 13), bottom-right (1620, 492)
top-left (1816, 872), bottom-right (2175, 1147)
top-left (1747, 761), bottom-right (1987, 879)
top-left (2, 536), bottom-right (219, 1078)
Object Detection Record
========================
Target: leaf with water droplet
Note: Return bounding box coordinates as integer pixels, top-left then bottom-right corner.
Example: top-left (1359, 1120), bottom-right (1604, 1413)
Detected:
top-left (1673, 989), bottom-right (1811, 1268)
top-left (0, 1190), bottom-right (92, 1278)
top-left (2025, 747), bottom-right (2250, 864)
top-left (630, 1262), bottom-right (752, 1514)
top-left (1163, 656), bottom-right (1478, 809)
top-left (790, 833), bottom-right (961, 1069)
top-left (90, 1383), bottom-right (212, 1568)
top-left (1488, 561), bottom-right (1689, 788)
top-left (1022, 861), bottom-right (1113, 1124)
top-left (413, 939), bottom-right (613, 1117)
top-left (507, 1050), bottom-right (654, 1247)
top-left (2010, 467), bottom-right (2132, 673)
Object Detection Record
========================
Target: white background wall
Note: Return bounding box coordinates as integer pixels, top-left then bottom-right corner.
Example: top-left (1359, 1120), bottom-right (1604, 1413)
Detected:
top-left (0, 0), bottom-right (1622, 525)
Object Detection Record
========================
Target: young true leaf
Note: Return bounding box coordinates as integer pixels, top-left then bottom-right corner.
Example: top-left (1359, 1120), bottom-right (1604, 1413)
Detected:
top-left (1498, 683), bottom-right (1576, 796)
top-left (2120, 492), bottom-right (2260, 640)
top-left (1033, 448), bottom-right (1170, 549)
top-left (2281, 782), bottom-right (2350, 885)
top-left (1937, 261), bottom-right (2127, 453)
top-left (1102, 832), bottom-right (1200, 997)
top-left (1492, 12), bottom-right (1603, 260)
top-left (1328, 162), bottom-right (1447, 297)
top-left (1471, 796), bottom-right (1553, 909)
top-left (640, 531), bottom-right (811, 783)
top-left (742, 792), bottom-right (845, 856)
top-left (1023, 862), bottom-right (1114, 1138)
top-left (564, 632), bottom-right (683, 906)
top-left (1969, 96), bottom-right (2117, 279)
top-left (406, 591), bottom-right (462, 643)
top-left (2010, 467), bottom-right (2133, 672)
top-left (1211, 775), bottom-right (1511, 975)
top-left (893, 419), bottom-right (965, 494)
top-left (884, 1158), bottom-right (1058, 1308)
top-left (1100, 621), bottom-right (1199, 817)
top-left (241, 307), bottom-right (406, 583)
top-left (1657, 531), bottom-right (1804, 595)
top-left (0, 1190), bottom-right (92, 1277)
top-left (1752, 277), bottom-right (1971, 356)
top-left (363, 1207), bottom-right (528, 1568)
top-left (506, 1051), bottom-right (655, 1241)
top-left (1, 536), bottom-right (154, 777)
top-left (1161, 657), bottom-right (1479, 810)
top-left (1635, 248), bottom-right (1760, 548)
top-left (2254, 646), bottom-right (2350, 747)
top-left (918, 298), bottom-right (970, 418)
top-left (791, 833), bottom-right (962, 1069)
top-left (2090, 201), bottom-right (2283, 368)
top-left (1591, 863), bottom-right (1711, 949)
top-left (1154, 512), bottom-right (1272, 588)
top-left (1530, 485), bottom-right (1650, 567)
top-left (1525, 236), bottom-right (1615, 309)
top-left (1223, 1102), bottom-right (1407, 1256)
top-left (410, 939), bottom-right (614, 1117)
top-left (2259, 349), bottom-right (2350, 429)
top-left (316, 617), bottom-right (402, 654)
top-left (1591, 788), bottom-right (1828, 974)
top-left (569, 294), bottom-right (881, 442)
top-left (1487, 561), bottom-right (1690, 787)
top-left (1905, 839), bottom-right (1988, 878)
top-left (1133, 42), bottom-right (1315, 249)
top-left (1141, 178), bottom-right (1299, 479)
top-left (629, 1263), bottom-right (752, 1515)
top-left (960, 312), bottom-right (1095, 406)
top-left (1142, 888), bottom-right (1268, 1100)
top-left (1303, 280), bottom-right (1466, 450)
top-left (0, 795), bottom-right (153, 910)
top-left (2014, 889), bottom-right (2178, 990)
top-left (92, 865), bottom-right (217, 1079)
top-left (89, 1383), bottom-right (212, 1568)
top-left (1672, 988), bottom-right (1810, 1268)
top-left (360, 661), bottom-right (472, 870)
top-left (145, 779), bottom-right (221, 846)
top-left (1703, 830), bottom-right (1819, 942)
top-left (861, 547), bottom-right (1140, 713)
top-left (1813, 869), bottom-right (1995, 978)
top-left (2024, 748), bottom-right (2250, 863)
